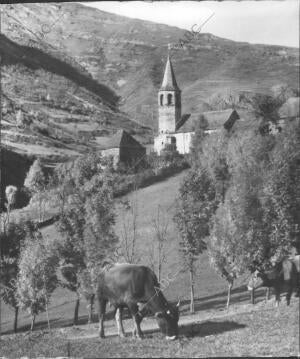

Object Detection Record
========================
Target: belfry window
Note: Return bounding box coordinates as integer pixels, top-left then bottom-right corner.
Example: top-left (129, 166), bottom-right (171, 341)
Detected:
top-left (160, 94), bottom-right (163, 106)
top-left (167, 94), bottom-right (172, 105)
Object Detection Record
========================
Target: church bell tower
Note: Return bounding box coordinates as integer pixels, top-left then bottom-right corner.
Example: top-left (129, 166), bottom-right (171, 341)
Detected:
top-left (158, 54), bottom-right (181, 134)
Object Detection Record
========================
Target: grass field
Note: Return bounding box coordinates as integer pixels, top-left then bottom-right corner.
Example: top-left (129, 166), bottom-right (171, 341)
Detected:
top-left (1, 298), bottom-right (299, 357)
top-left (2, 170), bottom-right (256, 332)
top-left (1, 170), bottom-right (298, 357)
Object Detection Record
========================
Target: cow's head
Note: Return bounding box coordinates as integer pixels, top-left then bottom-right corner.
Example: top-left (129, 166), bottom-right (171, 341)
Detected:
top-left (155, 301), bottom-right (180, 340)
top-left (247, 270), bottom-right (269, 291)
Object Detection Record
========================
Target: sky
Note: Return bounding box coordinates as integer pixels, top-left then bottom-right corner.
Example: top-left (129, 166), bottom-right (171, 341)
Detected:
top-left (82, 1), bottom-right (299, 48)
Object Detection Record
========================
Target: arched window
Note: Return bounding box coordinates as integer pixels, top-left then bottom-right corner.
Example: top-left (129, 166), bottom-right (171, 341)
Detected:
top-left (167, 94), bottom-right (172, 105)
top-left (160, 94), bottom-right (163, 106)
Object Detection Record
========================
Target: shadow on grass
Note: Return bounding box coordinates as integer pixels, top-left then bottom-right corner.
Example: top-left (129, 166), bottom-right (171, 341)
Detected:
top-left (135, 320), bottom-right (247, 340)
top-left (179, 286), bottom-right (268, 315)
top-left (180, 320), bottom-right (247, 338)
top-left (3, 318), bottom-right (61, 335)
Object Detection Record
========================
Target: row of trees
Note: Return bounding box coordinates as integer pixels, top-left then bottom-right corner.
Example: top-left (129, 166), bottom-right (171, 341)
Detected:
top-left (174, 111), bottom-right (300, 310)
top-left (1, 150), bottom-right (176, 333)
top-left (0, 154), bottom-right (119, 333)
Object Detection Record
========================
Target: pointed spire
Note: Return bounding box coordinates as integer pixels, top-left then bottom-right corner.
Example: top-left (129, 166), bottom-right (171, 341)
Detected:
top-left (160, 53), bottom-right (180, 92)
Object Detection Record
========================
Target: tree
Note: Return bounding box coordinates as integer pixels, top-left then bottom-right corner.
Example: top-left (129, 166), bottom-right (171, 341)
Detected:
top-left (0, 220), bottom-right (27, 333)
top-left (4, 186), bottom-right (17, 229)
top-left (147, 205), bottom-right (169, 282)
top-left (16, 110), bottom-right (25, 128)
top-left (174, 169), bottom-right (217, 312)
top-left (17, 226), bottom-right (58, 331)
top-left (54, 152), bottom-right (118, 325)
top-left (24, 159), bottom-right (47, 222)
top-left (190, 114), bottom-right (209, 166)
top-left (208, 195), bottom-right (245, 308)
top-left (117, 191), bottom-right (140, 264)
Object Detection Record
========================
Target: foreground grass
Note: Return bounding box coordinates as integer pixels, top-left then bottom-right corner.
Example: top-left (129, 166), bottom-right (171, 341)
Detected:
top-left (1, 299), bottom-right (298, 358)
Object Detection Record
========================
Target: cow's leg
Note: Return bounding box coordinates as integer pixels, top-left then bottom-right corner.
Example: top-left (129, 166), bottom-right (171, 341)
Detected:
top-left (286, 286), bottom-right (292, 306)
top-left (87, 294), bottom-right (95, 324)
top-left (275, 289), bottom-right (280, 307)
top-left (98, 298), bottom-right (107, 338)
top-left (128, 303), bottom-right (143, 339)
top-left (115, 307), bottom-right (126, 338)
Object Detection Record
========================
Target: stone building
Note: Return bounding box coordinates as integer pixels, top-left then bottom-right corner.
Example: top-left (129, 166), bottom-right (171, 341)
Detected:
top-left (97, 129), bottom-right (146, 167)
top-left (154, 54), bottom-right (243, 155)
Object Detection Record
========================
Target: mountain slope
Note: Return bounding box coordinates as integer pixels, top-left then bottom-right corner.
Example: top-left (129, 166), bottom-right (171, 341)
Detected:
top-left (1, 2), bottom-right (299, 152)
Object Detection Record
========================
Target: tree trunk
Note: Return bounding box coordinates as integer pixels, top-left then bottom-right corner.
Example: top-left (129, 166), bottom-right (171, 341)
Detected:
top-left (266, 288), bottom-right (270, 301)
top-left (189, 269), bottom-right (195, 313)
top-left (74, 297), bottom-right (80, 325)
top-left (250, 288), bottom-right (255, 305)
top-left (226, 282), bottom-right (233, 309)
top-left (30, 314), bottom-right (35, 331)
top-left (14, 307), bottom-right (19, 333)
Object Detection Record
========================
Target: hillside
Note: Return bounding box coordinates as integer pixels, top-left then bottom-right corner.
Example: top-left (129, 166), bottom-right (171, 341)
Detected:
top-left (2, 2), bottom-right (299, 137)
top-left (2, 170), bottom-right (253, 335)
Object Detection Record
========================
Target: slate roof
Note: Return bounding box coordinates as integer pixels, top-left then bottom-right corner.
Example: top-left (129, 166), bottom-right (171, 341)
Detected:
top-left (160, 55), bottom-right (180, 92)
top-left (176, 109), bottom-right (242, 133)
top-left (95, 130), bottom-right (145, 150)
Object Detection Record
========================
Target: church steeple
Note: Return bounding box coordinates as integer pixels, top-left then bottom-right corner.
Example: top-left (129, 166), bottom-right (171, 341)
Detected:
top-left (160, 54), bottom-right (180, 92)
top-left (158, 53), bottom-right (181, 134)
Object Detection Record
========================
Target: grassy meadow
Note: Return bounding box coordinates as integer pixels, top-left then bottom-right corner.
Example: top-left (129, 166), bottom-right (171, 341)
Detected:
top-left (1, 299), bottom-right (298, 357)
top-left (1, 170), bottom-right (298, 357)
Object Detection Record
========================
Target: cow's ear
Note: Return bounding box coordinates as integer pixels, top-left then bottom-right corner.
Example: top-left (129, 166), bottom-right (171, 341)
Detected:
top-left (155, 311), bottom-right (164, 318)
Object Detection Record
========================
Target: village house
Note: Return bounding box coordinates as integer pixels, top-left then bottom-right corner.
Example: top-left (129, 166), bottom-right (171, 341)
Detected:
top-left (96, 129), bottom-right (146, 167)
top-left (154, 54), bottom-right (246, 155)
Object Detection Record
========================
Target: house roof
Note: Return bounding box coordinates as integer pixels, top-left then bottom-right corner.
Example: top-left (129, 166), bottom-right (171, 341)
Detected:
top-left (279, 97), bottom-right (300, 119)
top-left (176, 109), bottom-right (241, 133)
top-left (95, 130), bottom-right (145, 150)
top-left (160, 55), bottom-right (180, 92)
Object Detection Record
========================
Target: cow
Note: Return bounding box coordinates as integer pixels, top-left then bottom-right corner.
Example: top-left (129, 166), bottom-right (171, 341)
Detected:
top-left (247, 256), bottom-right (300, 307)
top-left (96, 263), bottom-right (180, 340)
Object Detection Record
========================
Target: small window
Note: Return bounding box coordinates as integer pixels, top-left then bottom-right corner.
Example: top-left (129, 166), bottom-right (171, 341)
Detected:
top-left (160, 94), bottom-right (163, 106)
top-left (167, 94), bottom-right (172, 105)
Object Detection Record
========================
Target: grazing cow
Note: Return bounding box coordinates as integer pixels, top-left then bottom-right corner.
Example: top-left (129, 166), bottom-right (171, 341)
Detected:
top-left (247, 257), bottom-right (299, 306)
top-left (96, 263), bottom-right (180, 340)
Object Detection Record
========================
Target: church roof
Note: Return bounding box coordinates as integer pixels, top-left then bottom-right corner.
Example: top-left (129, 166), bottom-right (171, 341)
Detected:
top-left (160, 55), bottom-right (180, 92)
top-left (176, 109), bottom-right (243, 133)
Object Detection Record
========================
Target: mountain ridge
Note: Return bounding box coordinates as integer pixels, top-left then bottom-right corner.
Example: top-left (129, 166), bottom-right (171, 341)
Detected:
top-left (1, 2), bottom-right (299, 157)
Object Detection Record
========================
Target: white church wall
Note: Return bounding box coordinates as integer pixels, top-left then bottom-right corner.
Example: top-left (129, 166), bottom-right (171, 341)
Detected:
top-left (173, 132), bottom-right (194, 154)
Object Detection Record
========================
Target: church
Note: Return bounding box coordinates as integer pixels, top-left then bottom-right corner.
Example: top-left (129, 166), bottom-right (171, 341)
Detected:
top-left (154, 54), bottom-right (193, 155)
top-left (154, 54), bottom-right (241, 155)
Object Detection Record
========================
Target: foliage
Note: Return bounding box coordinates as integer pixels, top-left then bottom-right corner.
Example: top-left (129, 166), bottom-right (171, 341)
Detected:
top-left (174, 168), bottom-right (217, 312)
top-left (175, 169), bottom-right (218, 264)
top-left (0, 221), bottom-right (27, 309)
top-left (53, 151), bottom-right (118, 323)
top-left (17, 227), bottom-right (59, 324)
top-left (117, 192), bottom-right (140, 264)
top-left (24, 158), bottom-right (47, 194)
top-left (24, 158), bottom-right (48, 221)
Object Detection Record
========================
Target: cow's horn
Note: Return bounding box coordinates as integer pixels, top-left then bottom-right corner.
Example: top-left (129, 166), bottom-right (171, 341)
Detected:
top-left (166, 335), bottom-right (176, 341)
top-left (176, 300), bottom-right (181, 308)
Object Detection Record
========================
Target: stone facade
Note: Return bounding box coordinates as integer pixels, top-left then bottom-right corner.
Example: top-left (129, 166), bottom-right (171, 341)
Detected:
top-left (154, 132), bottom-right (194, 155)
top-left (100, 130), bottom-right (146, 167)
top-left (158, 90), bottom-right (181, 134)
